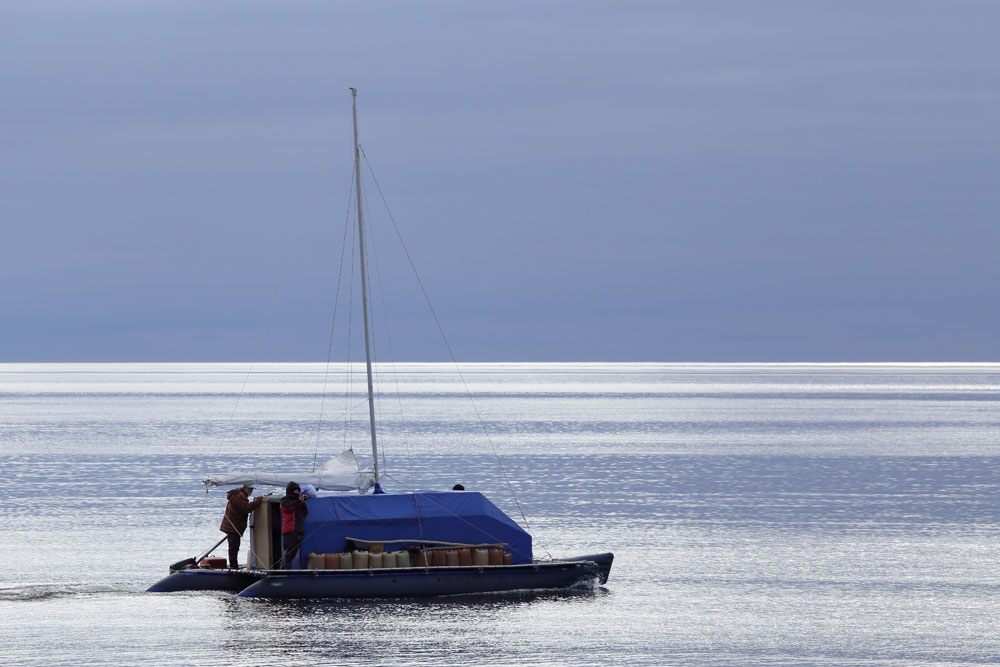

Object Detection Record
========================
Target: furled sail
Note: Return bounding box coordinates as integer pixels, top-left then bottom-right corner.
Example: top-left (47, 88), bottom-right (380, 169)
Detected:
top-left (203, 449), bottom-right (374, 493)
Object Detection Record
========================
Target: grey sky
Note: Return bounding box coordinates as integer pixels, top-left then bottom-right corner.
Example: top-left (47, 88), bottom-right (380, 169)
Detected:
top-left (1, 1), bottom-right (998, 361)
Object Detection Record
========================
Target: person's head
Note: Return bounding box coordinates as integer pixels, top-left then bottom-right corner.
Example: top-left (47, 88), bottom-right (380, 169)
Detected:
top-left (286, 482), bottom-right (300, 496)
top-left (452, 484), bottom-right (465, 491)
top-left (242, 484), bottom-right (254, 495)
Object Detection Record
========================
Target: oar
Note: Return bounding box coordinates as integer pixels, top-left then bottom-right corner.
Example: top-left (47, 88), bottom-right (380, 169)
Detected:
top-left (169, 535), bottom-right (228, 571)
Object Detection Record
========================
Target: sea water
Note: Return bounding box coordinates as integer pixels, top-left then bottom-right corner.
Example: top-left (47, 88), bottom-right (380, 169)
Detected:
top-left (0, 362), bottom-right (998, 666)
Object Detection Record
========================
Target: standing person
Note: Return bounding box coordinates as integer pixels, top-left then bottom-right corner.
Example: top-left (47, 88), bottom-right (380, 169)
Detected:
top-left (219, 484), bottom-right (263, 569)
top-left (279, 481), bottom-right (309, 568)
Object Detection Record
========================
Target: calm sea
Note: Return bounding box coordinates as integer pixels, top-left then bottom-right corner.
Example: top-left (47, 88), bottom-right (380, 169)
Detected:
top-left (1, 362), bottom-right (998, 666)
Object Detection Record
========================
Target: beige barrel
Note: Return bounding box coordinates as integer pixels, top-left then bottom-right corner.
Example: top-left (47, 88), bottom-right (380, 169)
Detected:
top-left (430, 549), bottom-right (447, 566)
top-left (395, 550), bottom-right (412, 568)
top-left (488, 547), bottom-right (503, 566)
top-left (382, 551), bottom-right (397, 568)
top-left (457, 548), bottom-right (472, 566)
top-left (445, 549), bottom-right (459, 566)
top-left (351, 550), bottom-right (369, 569)
top-left (308, 553), bottom-right (325, 570)
top-left (339, 553), bottom-right (352, 569)
top-left (473, 548), bottom-right (489, 566)
top-left (369, 552), bottom-right (384, 568)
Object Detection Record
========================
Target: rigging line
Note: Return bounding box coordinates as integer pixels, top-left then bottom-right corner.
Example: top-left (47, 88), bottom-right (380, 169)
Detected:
top-left (371, 481), bottom-right (531, 562)
top-left (186, 482), bottom-right (222, 557)
top-left (292, 481), bottom-right (409, 545)
top-left (364, 185), bottom-right (402, 480)
top-left (215, 273), bottom-right (286, 457)
top-left (313, 170), bottom-right (357, 472)
top-left (353, 176), bottom-right (381, 474)
top-left (360, 148), bottom-right (543, 554)
top-left (361, 177), bottom-right (387, 471)
top-left (345, 396), bottom-right (371, 414)
top-left (358, 171), bottom-right (420, 529)
top-left (376, 472), bottom-right (427, 538)
top-left (364, 188), bottom-right (418, 495)
top-left (363, 178), bottom-right (396, 482)
top-left (368, 196), bottom-right (416, 489)
top-left (343, 198), bottom-right (358, 453)
top-left (202, 239), bottom-right (291, 550)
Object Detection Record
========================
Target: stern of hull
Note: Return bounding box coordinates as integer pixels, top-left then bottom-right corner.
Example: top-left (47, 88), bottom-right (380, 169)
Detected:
top-left (146, 569), bottom-right (261, 593)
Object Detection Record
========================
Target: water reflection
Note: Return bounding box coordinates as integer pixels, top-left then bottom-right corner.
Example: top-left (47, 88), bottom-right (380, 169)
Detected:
top-left (216, 587), bottom-right (610, 664)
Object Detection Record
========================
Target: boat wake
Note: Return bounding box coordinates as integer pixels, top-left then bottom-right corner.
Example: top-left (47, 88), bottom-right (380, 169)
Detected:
top-left (569, 574), bottom-right (603, 592)
top-left (0, 582), bottom-right (147, 602)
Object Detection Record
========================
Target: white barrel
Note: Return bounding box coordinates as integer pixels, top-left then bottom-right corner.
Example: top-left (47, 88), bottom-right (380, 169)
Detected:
top-left (473, 548), bottom-right (489, 566)
top-left (351, 550), bottom-right (369, 569)
top-left (382, 551), bottom-right (397, 568)
top-left (395, 550), bottom-right (411, 568)
top-left (307, 553), bottom-right (325, 570)
top-left (369, 552), bottom-right (384, 568)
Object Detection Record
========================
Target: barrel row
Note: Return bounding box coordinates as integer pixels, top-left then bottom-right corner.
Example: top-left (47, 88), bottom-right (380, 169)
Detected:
top-left (306, 547), bottom-right (513, 570)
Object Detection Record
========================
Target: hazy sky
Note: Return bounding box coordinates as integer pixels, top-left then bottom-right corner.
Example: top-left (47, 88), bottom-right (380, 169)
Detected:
top-left (2, 1), bottom-right (998, 362)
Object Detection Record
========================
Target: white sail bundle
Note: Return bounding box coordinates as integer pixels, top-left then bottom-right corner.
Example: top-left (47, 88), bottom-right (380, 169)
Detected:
top-left (203, 449), bottom-right (374, 493)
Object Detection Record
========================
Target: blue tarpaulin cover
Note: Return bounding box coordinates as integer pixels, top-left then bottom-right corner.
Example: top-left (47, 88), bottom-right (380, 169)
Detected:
top-left (297, 491), bottom-right (532, 566)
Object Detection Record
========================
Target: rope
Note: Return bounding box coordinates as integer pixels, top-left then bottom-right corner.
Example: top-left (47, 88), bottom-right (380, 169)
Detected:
top-left (199, 300), bottom-right (281, 553)
top-left (343, 199), bottom-right (358, 454)
top-left (313, 171), bottom-right (356, 472)
top-left (397, 487), bottom-right (531, 561)
top-left (360, 178), bottom-right (387, 478)
top-left (363, 191), bottom-right (420, 497)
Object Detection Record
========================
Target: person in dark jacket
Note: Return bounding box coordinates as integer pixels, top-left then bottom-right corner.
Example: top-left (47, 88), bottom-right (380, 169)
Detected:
top-left (278, 481), bottom-right (309, 568)
top-left (219, 484), bottom-right (264, 569)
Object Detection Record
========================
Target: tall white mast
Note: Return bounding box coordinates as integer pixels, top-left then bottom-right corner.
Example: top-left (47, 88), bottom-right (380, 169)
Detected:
top-left (350, 87), bottom-right (383, 494)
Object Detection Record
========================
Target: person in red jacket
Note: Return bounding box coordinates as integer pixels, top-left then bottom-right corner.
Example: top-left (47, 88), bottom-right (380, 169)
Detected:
top-left (278, 481), bottom-right (309, 568)
top-left (219, 485), bottom-right (263, 569)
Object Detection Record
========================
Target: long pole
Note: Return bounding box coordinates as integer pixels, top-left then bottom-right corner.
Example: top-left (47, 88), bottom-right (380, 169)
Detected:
top-left (350, 88), bottom-right (383, 493)
top-left (195, 535), bottom-right (228, 563)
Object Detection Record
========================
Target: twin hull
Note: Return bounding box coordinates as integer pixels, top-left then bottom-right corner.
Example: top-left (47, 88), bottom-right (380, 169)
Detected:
top-left (147, 555), bottom-right (612, 599)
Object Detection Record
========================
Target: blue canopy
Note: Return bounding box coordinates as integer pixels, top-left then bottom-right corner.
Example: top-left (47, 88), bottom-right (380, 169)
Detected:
top-left (297, 491), bottom-right (532, 567)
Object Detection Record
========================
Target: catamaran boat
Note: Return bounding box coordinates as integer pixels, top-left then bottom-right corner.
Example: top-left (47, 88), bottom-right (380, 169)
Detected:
top-left (146, 90), bottom-right (613, 599)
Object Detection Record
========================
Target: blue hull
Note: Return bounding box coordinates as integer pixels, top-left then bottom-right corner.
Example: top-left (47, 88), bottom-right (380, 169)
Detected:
top-left (238, 560), bottom-right (605, 599)
top-left (146, 569), bottom-right (261, 593)
top-left (560, 552), bottom-right (613, 584)
top-left (147, 553), bottom-right (613, 598)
